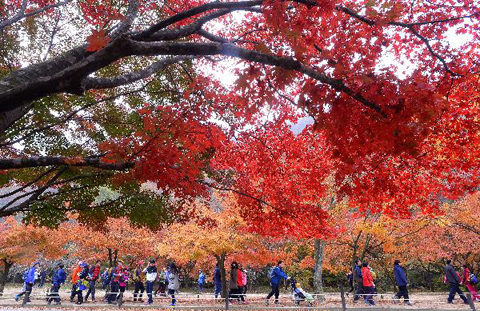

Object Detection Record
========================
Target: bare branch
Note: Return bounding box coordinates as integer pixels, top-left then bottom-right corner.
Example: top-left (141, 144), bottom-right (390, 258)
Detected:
top-left (0, 0), bottom-right (72, 31)
top-left (110, 0), bottom-right (139, 38)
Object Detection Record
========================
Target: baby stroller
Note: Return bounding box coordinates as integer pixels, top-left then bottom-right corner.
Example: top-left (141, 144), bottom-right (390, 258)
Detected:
top-left (289, 278), bottom-right (314, 306)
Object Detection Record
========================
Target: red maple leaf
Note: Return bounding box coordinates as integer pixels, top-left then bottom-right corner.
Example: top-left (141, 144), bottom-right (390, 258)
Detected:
top-left (86, 29), bottom-right (111, 52)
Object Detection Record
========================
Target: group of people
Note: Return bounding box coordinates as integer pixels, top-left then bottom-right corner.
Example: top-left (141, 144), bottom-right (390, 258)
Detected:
top-left (348, 259), bottom-right (479, 306)
top-left (15, 259), bottom-right (181, 306)
top-left (227, 262), bottom-right (249, 304)
top-left (348, 260), bottom-right (385, 306)
top-left (14, 258), bottom-right (479, 306)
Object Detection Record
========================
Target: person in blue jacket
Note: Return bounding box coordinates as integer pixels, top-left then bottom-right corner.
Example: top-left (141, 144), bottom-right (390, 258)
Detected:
top-left (214, 264), bottom-right (222, 299)
top-left (15, 262), bottom-right (39, 302)
top-left (393, 260), bottom-right (412, 305)
top-left (198, 269), bottom-right (206, 293)
top-left (48, 263), bottom-right (67, 305)
top-left (266, 260), bottom-right (289, 305)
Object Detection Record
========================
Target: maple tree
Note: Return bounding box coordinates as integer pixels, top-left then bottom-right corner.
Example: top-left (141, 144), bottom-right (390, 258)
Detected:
top-left (156, 196), bottom-right (275, 297)
top-left (0, 216), bottom-right (65, 294)
top-left (58, 215), bottom-right (157, 266)
top-left (0, 0), bottom-right (477, 233)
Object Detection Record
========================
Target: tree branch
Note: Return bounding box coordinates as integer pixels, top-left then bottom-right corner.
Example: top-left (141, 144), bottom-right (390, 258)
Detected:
top-left (0, 156), bottom-right (134, 170)
top-left (134, 0), bottom-right (262, 39)
top-left (83, 56), bottom-right (195, 90)
top-left (336, 5), bottom-right (465, 76)
top-left (0, 0), bottom-right (72, 31)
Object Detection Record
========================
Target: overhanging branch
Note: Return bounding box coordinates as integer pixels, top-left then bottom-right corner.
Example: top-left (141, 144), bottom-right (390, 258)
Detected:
top-left (0, 156), bottom-right (134, 170)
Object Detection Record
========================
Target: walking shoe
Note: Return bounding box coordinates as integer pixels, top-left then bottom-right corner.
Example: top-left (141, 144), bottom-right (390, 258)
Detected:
top-left (170, 303), bottom-right (176, 306)
top-left (404, 301), bottom-right (412, 306)
top-left (14, 295), bottom-right (19, 302)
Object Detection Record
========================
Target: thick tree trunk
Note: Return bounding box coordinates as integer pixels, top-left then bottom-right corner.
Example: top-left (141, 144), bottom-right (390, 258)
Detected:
top-left (0, 258), bottom-right (13, 295)
top-left (313, 239), bottom-right (325, 302)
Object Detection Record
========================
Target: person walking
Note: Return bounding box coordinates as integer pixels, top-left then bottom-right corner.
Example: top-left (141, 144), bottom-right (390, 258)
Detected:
top-left (198, 269), bottom-right (206, 294)
top-left (164, 267), bottom-right (169, 294)
top-left (167, 262), bottom-right (180, 306)
top-left (47, 263), bottom-right (66, 305)
top-left (445, 260), bottom-right (468, 304)
top-left (229, 262), bottom-right (238, 303)
top-left (353, 260), bottom-right (363, 303)
top-left (213, 264), bottom-right (222, 299)
top-left (15, 262), bottom-right (39, 303)
top-left (241, 267), bottom-right (248, 299)
top-left (154, 267), bottom-right (166, 296)
top-left (144, 259), bottom-right (158, 305)
top-left (69, 261), bottom-right (83, 303)
top-left (461, 264), bottom-right (480, 302)
top-left (118, 266), bottom-right (129, 302)
top-left (237, 264), bottom-right (246, 303)
top-left (132, 261), bottom-right (145, 302)
top-left (361, 262), bottom-right (375, 306)
top-left (393, 260), bottom-right (411, 305)
top-left (38, 268), bottom-right (47, 288)
top-left (72, 262), bottom-right (89, 305)
top-left (107, 261), bottom-right (123, 304)
top-left (266, 260), bottom-right (289, 305)
top-left (85, 260), bottom-right (101, 302)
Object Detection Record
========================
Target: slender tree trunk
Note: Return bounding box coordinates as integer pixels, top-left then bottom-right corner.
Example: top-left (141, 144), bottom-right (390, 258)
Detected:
top-left (313, 239), bottom-right (325, 302)
top-left (114, 250), bottom-right (118, 266)
top-left (108, 248), bottom-right (113, 267)
top-left (0, 258), bottom-right (13, 295)
top-left (359, 234), bottom-right (371, 262)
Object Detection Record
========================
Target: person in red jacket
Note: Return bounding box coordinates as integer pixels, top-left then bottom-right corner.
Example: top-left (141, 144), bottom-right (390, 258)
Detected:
top-left (85, 260), bottom-right (101, 302)
top-left (237, 264), bottom-right (245, 303)
top-left (462, 264), bottom-right (480, 302)
top-left (361, 262), bottom-right (375, 306)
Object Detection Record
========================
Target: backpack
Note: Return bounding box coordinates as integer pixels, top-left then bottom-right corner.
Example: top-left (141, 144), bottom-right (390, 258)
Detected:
top-left (470, 273), bottom-right (478, 284)
top-left (268, 267), bottom-right (276, 279)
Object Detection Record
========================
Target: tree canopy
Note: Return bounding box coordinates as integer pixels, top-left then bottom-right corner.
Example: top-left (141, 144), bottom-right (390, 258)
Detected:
top-left (0, 0), bottom-right (478, 234)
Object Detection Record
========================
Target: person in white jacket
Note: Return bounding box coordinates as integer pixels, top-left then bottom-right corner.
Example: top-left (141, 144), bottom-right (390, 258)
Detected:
top-left (167, 263), bottom-right (180, 306)
top-left (143, 260), bottom-right (157, 305)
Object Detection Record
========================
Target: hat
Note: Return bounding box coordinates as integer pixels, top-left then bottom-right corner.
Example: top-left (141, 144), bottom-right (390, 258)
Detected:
top-left (394, 260), bottom-right (400, 265)
top-left (149, 259), bottom-right (155, 264)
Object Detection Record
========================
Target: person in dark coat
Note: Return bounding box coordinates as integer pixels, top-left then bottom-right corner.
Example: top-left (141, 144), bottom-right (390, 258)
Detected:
top-left (444, 260), bottom-right (468, 304)
top-left (229, 262), bottom-right (238, 302)
top-left (48, 263), bottom-right (67, 305)
top-left (353, 260), bottom-right (363, 302)
top-left (214, 264), bottom-right (222, 299)
top-left (393, 260), bottom-right (411, 305)
top-left (85, 260), bottom-right (101, 302)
